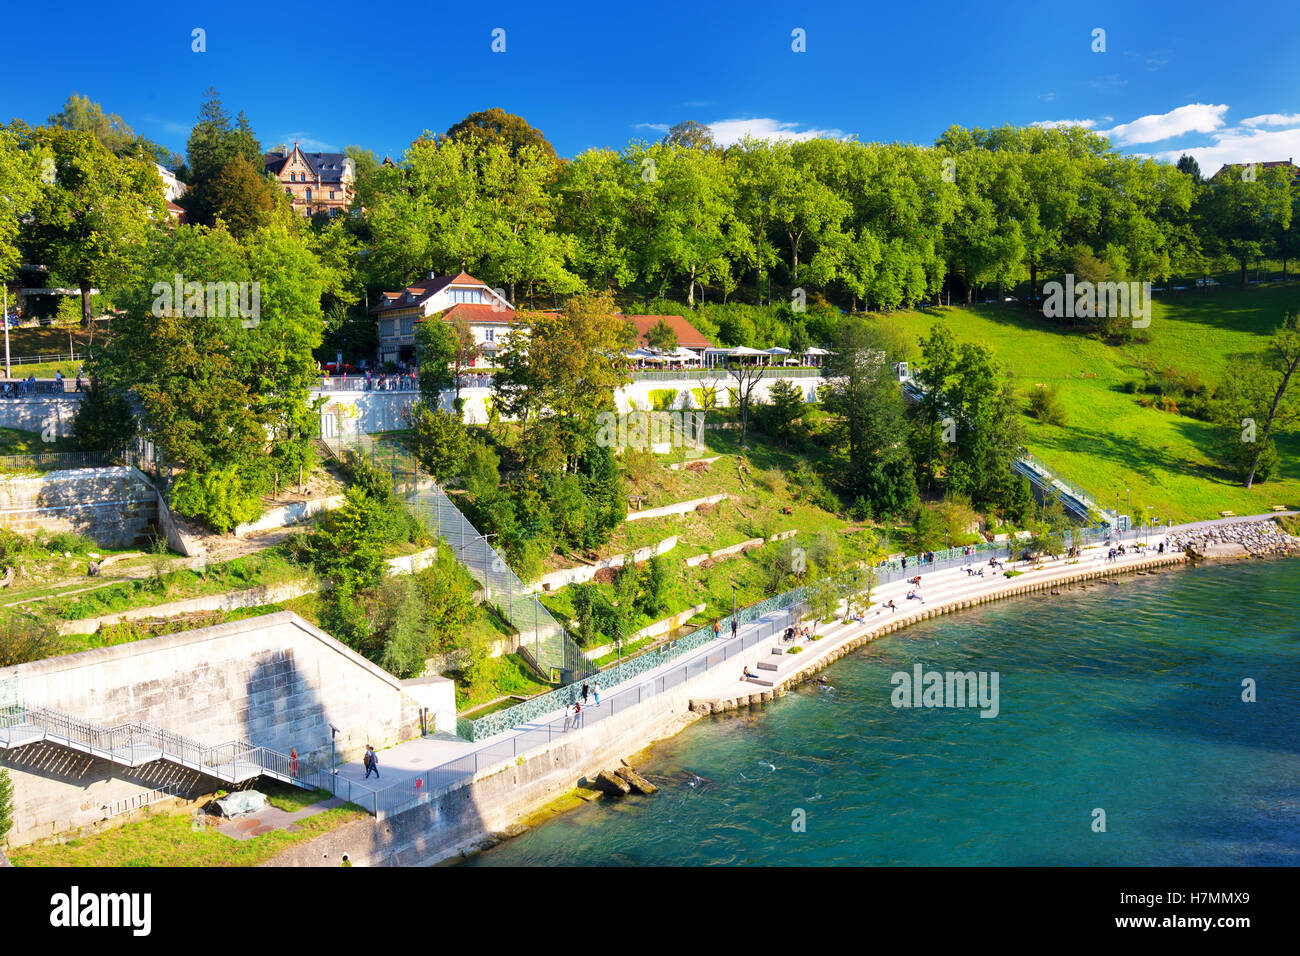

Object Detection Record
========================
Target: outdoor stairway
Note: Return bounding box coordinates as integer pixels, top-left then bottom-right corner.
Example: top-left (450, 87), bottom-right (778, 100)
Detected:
top-left (325, 432), bottom-right (593, 684)
top-left (0, 700), bottom-right (310, 789)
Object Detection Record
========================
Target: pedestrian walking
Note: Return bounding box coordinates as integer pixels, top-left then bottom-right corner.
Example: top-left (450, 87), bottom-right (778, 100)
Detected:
top-left (573, 702), bottom-right (582, 727)
top-left (713, 619), bottom-right (721, 639)
top-left (731, 617), bottom-right (738, 638)
top-left (363, 745), bottom-right (380, 779)
top-left (593, 680), bottom-right (600, 706)
top-left (289, 747), bottom-right (299, 777)
top-left (563, 702), bottom-right (573, 731)
top-left (581, 681), bottom-right (590, 704)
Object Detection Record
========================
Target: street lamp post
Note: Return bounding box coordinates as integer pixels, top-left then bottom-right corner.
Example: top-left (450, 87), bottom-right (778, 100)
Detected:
top-left (329, 724), bottom-right (340, 796)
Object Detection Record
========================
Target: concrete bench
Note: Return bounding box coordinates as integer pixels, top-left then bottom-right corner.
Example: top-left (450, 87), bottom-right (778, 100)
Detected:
top-left (1271, 505), bottom-right (1287, 512)
top-left (1220, 510), bottom-right (1236, 517)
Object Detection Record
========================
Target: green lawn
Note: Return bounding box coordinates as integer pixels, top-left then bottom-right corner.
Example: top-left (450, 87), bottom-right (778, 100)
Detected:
top-left (37, 549), bottom-right (310, 623)
top-left (8, 799), bottom-right (364, 867)
top-left (883, 283), bottom-right (1300, 523)
top-left (0, 424), bottom-right (79, 457)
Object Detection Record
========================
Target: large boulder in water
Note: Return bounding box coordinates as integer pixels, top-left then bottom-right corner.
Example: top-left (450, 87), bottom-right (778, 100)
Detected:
top-left (615, 766), bottom-right (658, 795)
top-left (595, 770), bottom-right (631, 796)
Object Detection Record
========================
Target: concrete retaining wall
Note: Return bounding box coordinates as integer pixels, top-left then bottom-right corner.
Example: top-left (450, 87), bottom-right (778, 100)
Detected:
top-left (0, 466), bottom-right (156, 548)
top-left (263, 680), bottom-right (703, 867)
top-left (625, 493), bottom-right (727, 523)
top-left (689, 554), bottom-right (1189, 715)
top-left (0, 611), bottom-right (424, 847)
top-left (534, 536), bottom-right (677, 592)
top-left (0, 396), bottom-right (82, 438)
top-left (583, 603), bottom-right (707, 659)
top-left (234, 495), bottom-right (344, 538)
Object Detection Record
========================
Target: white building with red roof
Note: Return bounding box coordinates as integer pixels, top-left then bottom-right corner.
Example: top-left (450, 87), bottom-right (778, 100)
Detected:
top-left (370, 272), bottom-right (514, 365)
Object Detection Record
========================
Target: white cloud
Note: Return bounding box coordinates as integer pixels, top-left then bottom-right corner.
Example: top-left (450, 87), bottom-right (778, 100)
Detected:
top-left (1102, 103), bottom-right (1228, 145)
top-left (1148, 123), bottom-right (1300, 172)
top-left (1037, 92), bottom-right (1057, 103)
top-left (279, 133), bottom-right (339, 152)
top-left (1032, 118), bottom-right (1097, 130)
top-left (1241, 113), bottom-right (1300, 128)
top-left (706, 117), bottom-right (847, 146)
top-left (632, 122), bottom-right (669, 134)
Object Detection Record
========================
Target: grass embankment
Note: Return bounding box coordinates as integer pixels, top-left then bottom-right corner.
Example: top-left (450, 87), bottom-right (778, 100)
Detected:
top-left (9, 790), bottom-right (364, 867)
top-left (891, 282), bottom-right (1300, 523)
top-left (538, 422), bottom-right (881, 656)
top-left (0, 425), bottom-right (79, 458)
top-left (39, 550), bottom-right (307, 622)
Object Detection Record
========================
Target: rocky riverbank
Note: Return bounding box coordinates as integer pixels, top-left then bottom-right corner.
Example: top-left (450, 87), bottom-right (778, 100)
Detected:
top-left (1169, 518), bottom-right (1300, 560)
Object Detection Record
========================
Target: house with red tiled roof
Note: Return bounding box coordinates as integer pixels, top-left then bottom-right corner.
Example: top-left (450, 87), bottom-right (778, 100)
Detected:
top-left (370, 272), bottom-right (513, 365)
top-left (625, 314), bottom-right (714, 351)
top-left (1213, 159), bottom-right (1300, 185)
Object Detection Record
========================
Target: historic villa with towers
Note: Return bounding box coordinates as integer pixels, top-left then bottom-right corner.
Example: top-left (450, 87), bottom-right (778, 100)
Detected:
top-left (263, 143), bottom-right (356, 216)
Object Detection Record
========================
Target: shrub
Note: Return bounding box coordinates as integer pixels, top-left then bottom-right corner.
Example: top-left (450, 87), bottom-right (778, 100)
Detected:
top-left (170, 464), bottom-right (263, 534)
top-left (0, 768), bottom-right (12, 845)
top-left (648, 388), bottom-right (677, 411)
top-left (0, 613), bottom-right (58, 666)
top-left (787, 646), bottom-right (803, 654)
top-left (1120, 380), bottom-right (1139, 394)
top-left (1025, 386), bottom-right (1068, 426)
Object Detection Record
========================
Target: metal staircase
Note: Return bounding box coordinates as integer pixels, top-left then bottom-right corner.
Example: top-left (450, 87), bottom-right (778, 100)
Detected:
top-left (325, 434), bottom-right (594, 684)
top-left (0, 690), bottom-right (311, 789)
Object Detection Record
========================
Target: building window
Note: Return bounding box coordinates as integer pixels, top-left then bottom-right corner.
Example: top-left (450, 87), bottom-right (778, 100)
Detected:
top-left (329, 191), bottom-right (335, 200)
top-left (484, 328), bottom-right (494, 342)
top-left (305, 188), bottom-right (312, 202)
top-left (449, 288), bottom-right (485, 304)
top-left (382, 320), bottom-right (396, 338)
top-left (400, 318), bottom-right (414, 336)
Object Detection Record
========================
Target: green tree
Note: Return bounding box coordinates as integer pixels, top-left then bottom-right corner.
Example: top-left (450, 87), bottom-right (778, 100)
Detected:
top-left (0, 126), bottom-right (41, 286)
top-left (820, 319), bottom-right (918, 516)
top-left (764, 377), bottom-right (806, 441)
top-left (444, 108), bottom-right (556, 159)
top-left (308, 484), bottom-right (395, 593)
top-left (645, 318), bottom-right (678, 351)
top-left (663, 121), bottom-right (716, 150)
top-left (415, 316), bottom-right (456, 404)
top-left (408, 400), bottom-right (470, 483)
top-left (496, 289), bottom-right (633, 469)
top-left (1211, 314), bottom-right (1300, 487)
top-left (638, 554), bottom-right (670, 617)
top-left (23, 126), bottom-right (165, 327)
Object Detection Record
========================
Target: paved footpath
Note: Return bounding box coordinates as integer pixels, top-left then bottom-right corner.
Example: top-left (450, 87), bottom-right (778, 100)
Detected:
top-left (329, 515), bottom-right (1287, 802)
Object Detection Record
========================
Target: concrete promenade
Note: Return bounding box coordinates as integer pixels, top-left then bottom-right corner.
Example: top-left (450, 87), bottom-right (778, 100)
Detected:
top-left (324, 516), bottom-right (1273, 805)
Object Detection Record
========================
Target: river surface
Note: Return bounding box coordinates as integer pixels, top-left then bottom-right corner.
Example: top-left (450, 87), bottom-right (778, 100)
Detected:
top-left (467, 560), bottom-right (1300, 866)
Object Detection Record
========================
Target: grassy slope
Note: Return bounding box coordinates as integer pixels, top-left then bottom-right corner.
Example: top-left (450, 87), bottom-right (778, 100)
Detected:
top-left (9, 801), bottom-right (364, 867)
top-left (884, 283), bottom-right (1300, 523)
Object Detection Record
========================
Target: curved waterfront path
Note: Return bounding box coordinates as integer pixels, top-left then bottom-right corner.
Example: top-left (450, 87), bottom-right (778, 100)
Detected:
top-left (327, 515), bottom-right (1295, 814)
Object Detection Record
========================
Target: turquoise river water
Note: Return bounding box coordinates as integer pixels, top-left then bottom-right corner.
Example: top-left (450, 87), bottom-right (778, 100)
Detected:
top-left (467, 559), bottom-right (1300, 866)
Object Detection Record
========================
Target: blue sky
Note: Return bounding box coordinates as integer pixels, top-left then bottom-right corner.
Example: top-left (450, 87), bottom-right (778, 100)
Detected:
top-left (3, 0), bottom-right (1298, 172)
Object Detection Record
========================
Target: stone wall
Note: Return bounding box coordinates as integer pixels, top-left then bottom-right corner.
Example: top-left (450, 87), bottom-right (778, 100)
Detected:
top-left (534, 536), bottom-right (678, 592)
top-left (264, 680), bottom-right (703, 867)
top-left (0, 396), bottom-right (82, 438)
top-left (0, 466), bottom-right (156, 548)
top-left (0, 611), bottom-right (424, 847)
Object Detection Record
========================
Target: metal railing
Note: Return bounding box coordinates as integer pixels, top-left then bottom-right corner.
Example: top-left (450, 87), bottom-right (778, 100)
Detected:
top-left (408, 483), bottom-right (593, 684)
top-left (322, 431), bottom-right (595, 685)
top-left (102, 783), bottom-right (184, 818)
top-left (360, 600), bottom-right (801, 818)
top-left (630, 366), bottom-right (824, 383)
top-left (0, 698), bottom-right (322, 792)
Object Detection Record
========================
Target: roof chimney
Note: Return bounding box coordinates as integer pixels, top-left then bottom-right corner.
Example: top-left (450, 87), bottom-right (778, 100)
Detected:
top-left (429, 271), bottom-right (437, 279)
